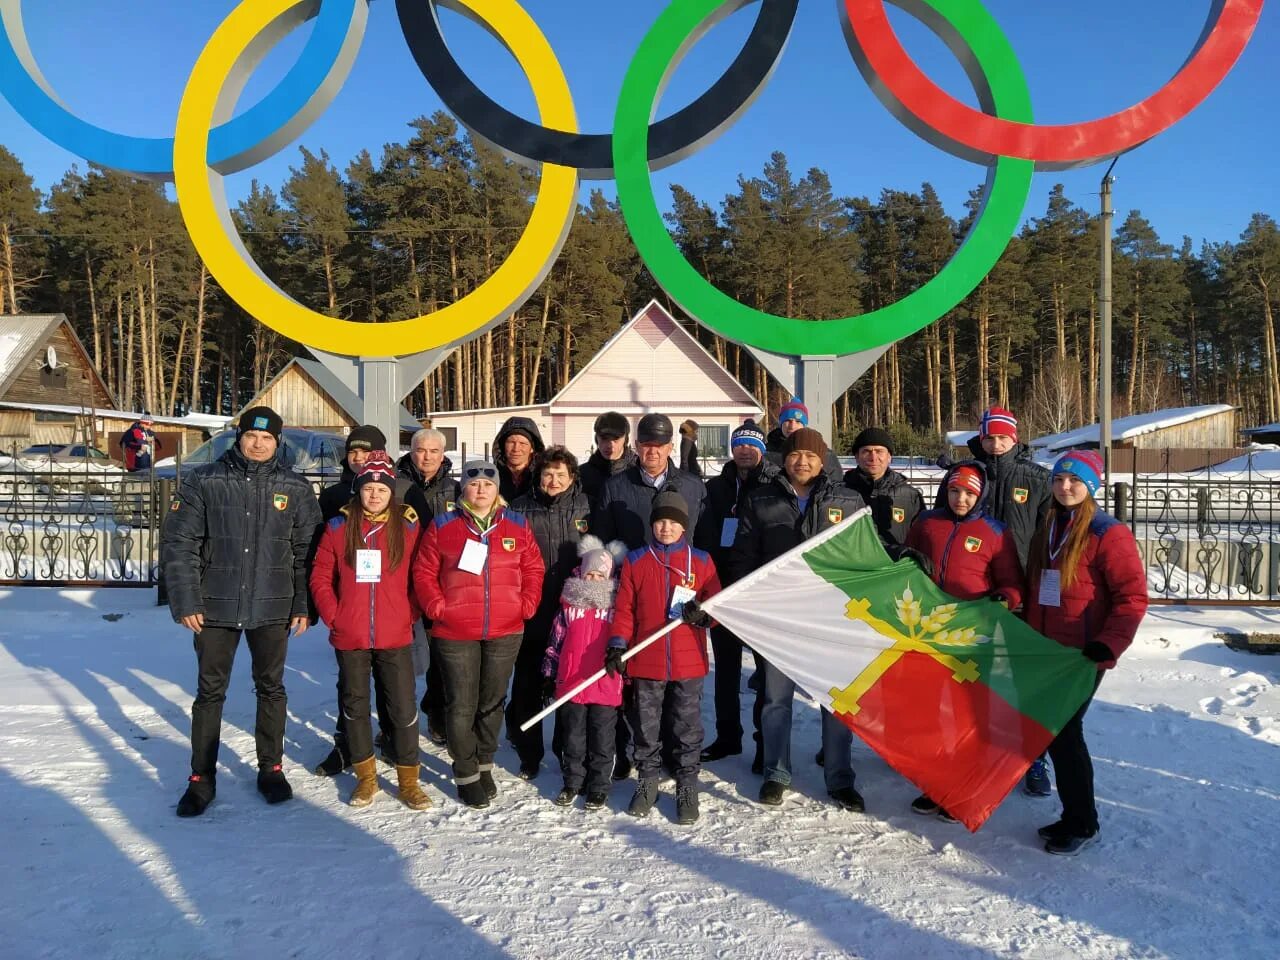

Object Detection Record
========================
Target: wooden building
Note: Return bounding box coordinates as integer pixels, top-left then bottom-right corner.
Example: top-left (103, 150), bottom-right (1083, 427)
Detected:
top-left (1033, 405), bottom-right (1242, 471)
top-left (0, 315), bottom-right (115, 442)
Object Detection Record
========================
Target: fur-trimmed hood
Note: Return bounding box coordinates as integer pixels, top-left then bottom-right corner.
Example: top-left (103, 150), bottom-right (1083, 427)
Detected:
top-left (560, 574), bottom-right (617, 610)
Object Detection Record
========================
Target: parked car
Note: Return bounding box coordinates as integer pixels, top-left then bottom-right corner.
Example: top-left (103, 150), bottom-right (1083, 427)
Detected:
top-left (19, 443), bottom-right (118, 465)
top-left (152, 428), bottom-right (346, 481)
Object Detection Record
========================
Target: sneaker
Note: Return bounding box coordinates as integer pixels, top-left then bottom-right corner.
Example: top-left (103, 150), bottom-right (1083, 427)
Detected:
top-left (937, 808), bottom-right (959, 824)
top-left (1024, 757), bottom-right (1052, 797)
top-left (828, 786), bottom-right (865, 813)
top-left (699, 740), bottom-right (742, 763)
top-left (176, 775), bottom-right (214, 818)
top-left (1045, 829), bottom-right (1098, 856)
top-left (257, 765), bottom-right (293, 805)
top-left (583, 791), bottom-right (608, 811)
top-left (1037, 819), bottom-right (1076, 842)
top-left (612, 757), bottom-right (632, 782)
top-left (517, 760), bottom-right (540, 781)
top-left (457, 780), bottom-right (490, 809)
top-left (627, 779), bottom-right (660, 818)
top-left (910, 794), bottom-right (939, 816)
top-left (479, 770), bottom-right (498, 800)
top-left (676, 784), bottom-right (700, 825)
top-left (554, 787), bottom-right (577, 807)
top-left (758, 780), bottom-right (787, 806)
top-left (312, 745), bottom-right (349, 777)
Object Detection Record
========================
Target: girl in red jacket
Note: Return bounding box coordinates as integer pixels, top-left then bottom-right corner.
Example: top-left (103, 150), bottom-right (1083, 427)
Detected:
top-left (607, 491), bottom-right (721, 825)
top-left (1024, 449), bottom-right (1148, 856)
top-left (310, 454), bottom-right (431, 811)
top-left (542, 536), bottom-right (628, 811)
top-left (905, 461), bottom-right (1024, 820)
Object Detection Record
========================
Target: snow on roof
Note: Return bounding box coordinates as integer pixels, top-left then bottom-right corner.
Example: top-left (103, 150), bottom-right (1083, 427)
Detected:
top-left (0, 315), bottom-right (62, 394)
top-left (0, 399), bottom-right (228, 431)
top-left (946, 430), bottom-right (977, 446)
top-left (1032, 404), bottom-right (1234, 452)
top-left (1205, 445), bottom-right (1280, 476)
top-left (1241, 422), bottom-right (1280, 436)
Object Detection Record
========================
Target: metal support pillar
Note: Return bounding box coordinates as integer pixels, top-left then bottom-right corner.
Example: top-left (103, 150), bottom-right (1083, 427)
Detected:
top-left (1099, 164), bottom-right (1117, 511)
top-left (312, 347), bottom-right (454, 452)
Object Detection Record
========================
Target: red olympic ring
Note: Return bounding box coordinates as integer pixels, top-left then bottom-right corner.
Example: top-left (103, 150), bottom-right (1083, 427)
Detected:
top-left (842, 0), bottom-right (1264, 170)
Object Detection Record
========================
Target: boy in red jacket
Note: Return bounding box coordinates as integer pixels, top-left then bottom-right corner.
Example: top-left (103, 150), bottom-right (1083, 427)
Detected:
top-left (607, 491), bottom-right (721, 824)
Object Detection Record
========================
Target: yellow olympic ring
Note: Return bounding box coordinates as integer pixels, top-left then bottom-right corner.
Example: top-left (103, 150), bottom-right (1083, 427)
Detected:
top-left (174, 0), bottom-right (579, 357)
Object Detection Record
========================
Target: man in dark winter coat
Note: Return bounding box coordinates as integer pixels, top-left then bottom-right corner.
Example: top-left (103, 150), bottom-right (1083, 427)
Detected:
top-left (729, 428), bottom-right (868, 813)
top-left (318, 425), bottom-right (387, 522)
top-left (844, 426), bottom-right (924, 546)
top-left (494, 416), bottom-right (545, 502)
top-left (578, 412), bottom-right (637, 503)
top-left (508, 446), bottom-right (592, 777)
top-left (397, 427), bottom-right (461, 745)
top-left (162, 406), bottom-right (322, 818)
top-left (693, 420), bottom-right (779, 763)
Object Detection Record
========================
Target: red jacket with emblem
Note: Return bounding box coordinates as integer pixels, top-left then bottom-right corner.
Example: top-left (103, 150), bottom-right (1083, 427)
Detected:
top-left (413, 504), bottom-right (544, 641)
top-left (609, 538), bottom-right (721, 681)
top-left (1023, 509), bottom-right (1148, 669)
top-left (310, 506), bottom-right (421, 651)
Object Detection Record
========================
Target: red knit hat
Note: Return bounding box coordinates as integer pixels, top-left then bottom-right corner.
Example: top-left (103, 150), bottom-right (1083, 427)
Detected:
top-left (980, 406), bottom-right (1018, 441)
top-left (948, 465), bottom-right (984, 496)
top-left (353, 451), bottom-right (398, 494)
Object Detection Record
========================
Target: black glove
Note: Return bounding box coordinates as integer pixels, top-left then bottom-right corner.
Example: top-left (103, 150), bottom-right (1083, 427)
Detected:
top-left (604, 646), bottom-right (624, 678)
top-left (897, 545), bottom-right (934, 579)
top-left (1081, 641), bottom-right (1113, 664)
top-left (681, 598), bottom-right (712, 628)
top-left (541, 677), bottom-right (557, 706)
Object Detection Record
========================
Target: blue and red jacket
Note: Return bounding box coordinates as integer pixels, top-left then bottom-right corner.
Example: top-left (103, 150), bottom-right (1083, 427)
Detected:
top-left (413, 504), bottom-right (544, 641)
top-left (310, 505), bottom-right (421, 651)
top-left (609, 538), bottom-right (721, 681)
top-left (905, 461), bottom-right (1024, 609)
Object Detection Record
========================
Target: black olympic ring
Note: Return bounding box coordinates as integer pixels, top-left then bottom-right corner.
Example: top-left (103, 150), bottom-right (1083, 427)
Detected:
top-left (395, 0), bottom-right (798, 179)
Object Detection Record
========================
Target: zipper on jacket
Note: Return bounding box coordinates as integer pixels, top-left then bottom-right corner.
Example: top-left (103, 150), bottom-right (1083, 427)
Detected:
top-left (367, 523), bottom-right (377, 649)
top-left (481, 522), bottom-right (491, 641)
top-left (939, 521), bottom-right (961, 586)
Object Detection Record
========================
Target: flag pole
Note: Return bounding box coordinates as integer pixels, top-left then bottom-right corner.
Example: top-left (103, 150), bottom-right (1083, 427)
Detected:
top-left (520, 509), bottom-right (881, 732)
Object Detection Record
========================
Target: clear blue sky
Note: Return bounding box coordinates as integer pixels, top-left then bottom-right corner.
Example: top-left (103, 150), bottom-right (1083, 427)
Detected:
top-left (2, 1), bottom-right (1276, 247)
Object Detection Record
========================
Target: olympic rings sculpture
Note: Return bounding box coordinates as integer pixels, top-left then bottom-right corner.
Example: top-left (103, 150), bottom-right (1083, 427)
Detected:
top-left (0, 0), bottom-right (1261, 360)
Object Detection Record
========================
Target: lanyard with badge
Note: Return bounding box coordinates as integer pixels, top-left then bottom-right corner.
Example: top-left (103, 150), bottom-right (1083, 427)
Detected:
top-left (356, 521), bottom-right (385, 583)
top-left (650, 545), bottom-right (695, 619)
top-left (457, 514), bottom-right (493, 575)
top-left (720, 478), bottom-right (741, 548)
top-left (1038, 513), bottom-right (1074, 607)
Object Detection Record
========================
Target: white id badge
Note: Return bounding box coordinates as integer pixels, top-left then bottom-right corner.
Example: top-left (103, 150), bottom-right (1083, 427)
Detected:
top-left (355, 549), bottom-right (381, 583)
top-left (1038, 570), bottom-right (1062, 608)
top-left (458, 539), bottom-right (488, 574)
top-left (719, 518), bottom-right (739, 548)
top-left (669, 585), bottom-right (696, 620)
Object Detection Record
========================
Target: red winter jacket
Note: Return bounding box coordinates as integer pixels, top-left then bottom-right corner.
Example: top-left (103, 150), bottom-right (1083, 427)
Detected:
top-left (610, 539), bottom-right (721, 681)
top-left (310, 507), bottom-right (421, 651)
top-left (906, 509), bottom-right (1024, 609)
top-left (1023, 510), bottom-right (1149, 669)
top-left (413, 504), bottom-right (544, 641)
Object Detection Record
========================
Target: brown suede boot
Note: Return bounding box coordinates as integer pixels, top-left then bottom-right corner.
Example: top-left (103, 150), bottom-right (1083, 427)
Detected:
top-left (348, 757), bottom-right (380, 808)
top-left (396, 764), bottom-right (432, 811)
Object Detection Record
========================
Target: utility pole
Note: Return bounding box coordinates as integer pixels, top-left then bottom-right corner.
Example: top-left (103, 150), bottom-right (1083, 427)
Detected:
top-left (1099, 159), bottom-right (1117, 510)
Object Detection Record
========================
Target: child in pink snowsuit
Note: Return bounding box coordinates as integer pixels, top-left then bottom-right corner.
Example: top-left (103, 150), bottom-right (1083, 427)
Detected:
top-left (542, 536), bottom-right (627, 810)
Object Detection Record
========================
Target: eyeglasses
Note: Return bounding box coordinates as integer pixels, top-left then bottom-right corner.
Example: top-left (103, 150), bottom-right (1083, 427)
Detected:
top-left (464, 466), bottom-right (499, 481)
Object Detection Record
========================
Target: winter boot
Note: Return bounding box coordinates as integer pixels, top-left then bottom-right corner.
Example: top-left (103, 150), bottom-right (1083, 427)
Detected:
top-left (348, 757), bottom-right (380, 808)
top-left (1023, 756), bottom-right (1052, 797)
top-left (627, 778), bottom-right (660, 818)
top-left (584, 791), bottom-right (608, 811)
top-left (457, 780), bottom-right (490, 809)
top-left (828, 786), bottom-right (865, 813)
top-left (1037, 819), bottom-right (1075, 842)
top-left (479, 770), bottom-right (498, 800)
top-left (554, 786), bottom-right (578, 807)
top-left (699, 740), bottom-right (742, 763)
top-left (1044, 828), bottom-right (1098, 856)
top-left (313, 743), bottom-right (350, 777)
top-left (517, 760), bottom-right (540, 781)
top-left (758, 780), bottom-right (787, 806)
top-left (936, 808), bottom-right (959, 824)
top-left (612, 756), bottom-right (632, 781)
top-left (176, 774), bottom-right (214, 818)
top-left (396, 764), bottom-right (432, 811)
top-left (257, 765), bottom-right (293, 805)
top-left (676, 783), bottom-right (700, 825)
top-left (911, 794), bottom-right (940, 816)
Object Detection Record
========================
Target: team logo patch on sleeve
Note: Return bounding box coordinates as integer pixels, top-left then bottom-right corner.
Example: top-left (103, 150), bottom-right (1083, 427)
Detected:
top-left (501, 537), bottom-right (516, 552)
top-left (892, 507), bottom-right (906, 524)
top-left (1012, 487), bottom-right (1029, 503)
top-left (827, 508), bottom-right (843, 524)
top-left (575, 519), bottom-right (589, 533)
top-left (964, 536), bottom-right (983, 553)
top-left (272, 493), bottom-right (289, 511)
top-left (169, 499), bottom-right (180, 512)
top-left (446, 501), bottom-right (456, 512)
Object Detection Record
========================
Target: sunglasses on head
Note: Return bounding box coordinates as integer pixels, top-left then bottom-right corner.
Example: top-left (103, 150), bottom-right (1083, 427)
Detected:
top-left (464, 466), bottom-right (498, 481)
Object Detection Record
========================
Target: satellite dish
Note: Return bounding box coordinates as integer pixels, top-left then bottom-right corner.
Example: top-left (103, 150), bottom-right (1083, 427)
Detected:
top-left (45, 345), bottom-right (59, 369)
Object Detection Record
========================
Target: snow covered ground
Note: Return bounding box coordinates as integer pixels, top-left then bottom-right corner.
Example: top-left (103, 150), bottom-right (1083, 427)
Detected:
top-left (1, 590), bottom-right (1277, 960)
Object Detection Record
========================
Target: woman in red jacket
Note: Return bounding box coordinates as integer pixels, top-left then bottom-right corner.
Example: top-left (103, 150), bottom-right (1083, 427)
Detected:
top-left (310, 453), bottom-right (431, 811)
top-left (413, 460), bottom-right (544, 808)
top-left (1024, 449), bottom-right (1148, 855)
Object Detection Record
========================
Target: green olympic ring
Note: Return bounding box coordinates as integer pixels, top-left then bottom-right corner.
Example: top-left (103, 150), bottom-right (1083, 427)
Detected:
top-left (613, 0), bottom-right (1035, 357)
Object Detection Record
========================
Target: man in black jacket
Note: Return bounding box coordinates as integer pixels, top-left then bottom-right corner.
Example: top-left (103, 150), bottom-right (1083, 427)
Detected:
top-left (844, 427), bottom-right (924, 546)
top-left (729, 428), bottom-right (868, 813)
top-left (693, 420), bottom-right (778, 764)
top-left (508, 446), bottom-right (592, 778)
top-left (580, 412), bottom-right (637, 502)
top-left (162, 406), bottom-right (322, 818)
top-left (494, 416), bottom-right (545, 502)
top-left (318, 424), bottom-right (385, 522)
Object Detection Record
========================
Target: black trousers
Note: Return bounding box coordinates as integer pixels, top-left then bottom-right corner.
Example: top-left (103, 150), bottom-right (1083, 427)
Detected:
top-left (709, 624), bottom-right (744, 747)
top-left (559, 701), bottom-right (618, 794)
top-left (506, 630), bottom-right (548, 766)
top-left (1048, 672), bottom-right (1105, 833)
top-left (190, 624), bottom-right (288, 777)
top-left (333, 647), bottom-right (392, 752)
top-left (433, 634), bottom-right (522, 784)
top-left (627, 677), bottom-right (704, 788)
top-left (421, 645), bottom-right (445, 727)
top-left (336, 646), bottom-right (418, 766)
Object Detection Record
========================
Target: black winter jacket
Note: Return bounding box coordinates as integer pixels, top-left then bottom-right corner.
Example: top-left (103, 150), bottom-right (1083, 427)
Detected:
top-left (579, 447), bottom-right (637, 503)
top-left (162, 446), bottom-right (322, 629)
top-left (510, 483), bottom-right (592, 637)
top-left (319, 459), bottom-right (416, 522)
top-left (727, 472), bottom-right (867, 582)
top-left (694, 457), bottom-right (781, 582)
top-left (494, 416), bottom-right (545, 502)
top-left (844, 467), bottom-right (924, 546)
top-left (954, 437), bottom-right (1052, 569)
top-left (680, 436), bottom-right (703, 478)
top-left (591, 460), bottom-right (707, 550)
top-left (397, 453), bottom-right (460, 522)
